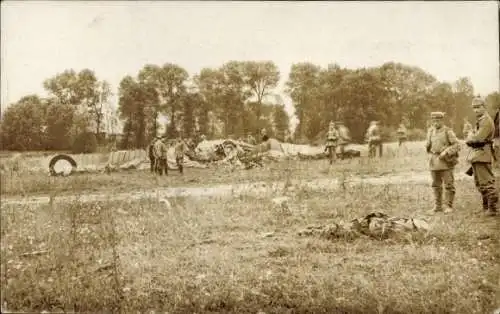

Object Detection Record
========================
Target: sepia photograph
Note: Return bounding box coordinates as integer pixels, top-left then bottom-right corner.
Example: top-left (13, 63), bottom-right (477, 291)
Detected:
top-left (1, 1), bottom-right (499, 313)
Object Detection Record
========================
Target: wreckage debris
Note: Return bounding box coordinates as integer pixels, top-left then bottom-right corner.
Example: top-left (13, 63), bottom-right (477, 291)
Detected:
top-left (48, 154), bottom-right (78, 176)
top-left (43, 137), bottom-right (361, 176)
top-left (298, 212), bottom-right (430, 240)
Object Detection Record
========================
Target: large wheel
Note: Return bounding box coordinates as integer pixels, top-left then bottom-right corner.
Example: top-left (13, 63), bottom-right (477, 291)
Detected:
top-left (48, 154), bottom-right (77, 176)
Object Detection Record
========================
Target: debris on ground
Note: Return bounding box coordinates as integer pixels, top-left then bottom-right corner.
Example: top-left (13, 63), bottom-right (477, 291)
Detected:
top-left (42, 137), bottom-right (361, 176)
top-left (298, 212), bottom-right (430, 240)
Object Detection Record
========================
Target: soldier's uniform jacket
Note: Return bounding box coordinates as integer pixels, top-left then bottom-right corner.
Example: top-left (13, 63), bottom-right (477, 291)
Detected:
top-left (247, 135), bottom-right (256, 145)
top-left (153, 139), bottom-right (168, 159)
top-left (466, 112), bottom-right (496, 163)
top-left (337, 125), bottom-right (351, 145)
top-left (326, 127), bottom-right (339, 147)
top-left (366, 124), bottom-right (381, 142)
top-left (175, 140), bottom-right (189, 158)
top-left (426, 126), bottom-right (460, 170)
top-left (494, 110), bottom-right (500, 138)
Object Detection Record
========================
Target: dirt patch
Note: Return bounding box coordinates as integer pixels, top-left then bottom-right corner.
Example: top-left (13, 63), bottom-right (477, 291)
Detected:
top-left (1, 171), bottom-right (471, 207)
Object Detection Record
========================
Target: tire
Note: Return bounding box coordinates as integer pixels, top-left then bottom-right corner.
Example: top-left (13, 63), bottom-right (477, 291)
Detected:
top-left (48, 154), bottom-right (77, 176)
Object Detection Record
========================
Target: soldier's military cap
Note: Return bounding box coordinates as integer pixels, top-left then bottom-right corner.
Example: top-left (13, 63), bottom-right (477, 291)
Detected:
top-left (430, 112), bottom-right (445, 119)
top-left (472, 96), bottom-right (485, 107)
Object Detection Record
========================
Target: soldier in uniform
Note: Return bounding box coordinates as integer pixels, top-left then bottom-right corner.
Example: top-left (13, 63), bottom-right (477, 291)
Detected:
top-left (425, 112), bottom-right (460, 213)
top-left (396, 123), bottom-right (408, 147)
top-left (247, 133), bottom-right (256, 145)
top-left (261, 128), bottom-right (269, 143)
top-left (325, 121), bottom-right (339, 164)
top-left (148, 136), bottom-right (160, 173)
top-left (336, 121), bottom-right (351, 159)
top-left (174, 137), bottom-right (190, 174)
top-left (492, 104), bottom-right (500, 166)
top-left (463, 118), bottom-right (473, 140)
top-left (465, 97), bottom-right (498, 216)
top-left (366, 121), bottom-right (382, 158)
top-left (152, 136), bottom-right (168, 175)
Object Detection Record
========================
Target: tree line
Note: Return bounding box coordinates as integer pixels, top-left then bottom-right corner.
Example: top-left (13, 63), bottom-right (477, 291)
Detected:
top-left (1, 60), bottom-right (499, 152)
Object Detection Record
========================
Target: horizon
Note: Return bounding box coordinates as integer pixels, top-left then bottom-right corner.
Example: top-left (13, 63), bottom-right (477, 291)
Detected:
top-left (2, 1), bottom-right (499, 129)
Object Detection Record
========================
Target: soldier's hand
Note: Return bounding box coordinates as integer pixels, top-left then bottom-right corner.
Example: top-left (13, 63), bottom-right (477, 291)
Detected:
top-left (439, 151), bottom-right (447, 159)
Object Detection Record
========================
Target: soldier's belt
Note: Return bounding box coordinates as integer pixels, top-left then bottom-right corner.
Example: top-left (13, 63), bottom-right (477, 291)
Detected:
top-left (466, 140), bottom-right (492, 149)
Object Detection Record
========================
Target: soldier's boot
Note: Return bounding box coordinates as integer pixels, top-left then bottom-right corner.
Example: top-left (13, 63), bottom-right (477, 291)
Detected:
top-left (482, 194), bottom-right (489, 212)
top-left (430, 188), bottom-right (443, 213)
top-left (444, 189), bottom-right (455, 213)
top-left (486, 191), bottom-right (498, 216)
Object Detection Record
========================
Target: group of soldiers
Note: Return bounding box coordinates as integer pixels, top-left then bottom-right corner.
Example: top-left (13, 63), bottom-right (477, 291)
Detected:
top-left (146, 98), bottom-right (500, 218)
top-left (147, 136), bottom-right (192, 176)
top-left (324, 121), bottom-right (352, 164)
top-left (323, 96), bottom-right (499, 217)
top-left (147, 128), bottom-right (272, 176)
top-left (324, 120), bottom-right (408, 164)
top-left (425, 96), bottom-right (499, 217)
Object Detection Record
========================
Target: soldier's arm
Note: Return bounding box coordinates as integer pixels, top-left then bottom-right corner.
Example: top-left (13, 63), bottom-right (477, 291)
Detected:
top-left (445, 129), bottom-right (461, 154)
top-left (425, 129), bottom-right (432, 152)
top-left (468, 118), bottom-right (494, 142)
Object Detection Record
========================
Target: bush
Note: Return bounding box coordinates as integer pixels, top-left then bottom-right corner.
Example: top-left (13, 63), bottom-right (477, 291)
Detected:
top-left (72, 132), bottom-right (98, 154)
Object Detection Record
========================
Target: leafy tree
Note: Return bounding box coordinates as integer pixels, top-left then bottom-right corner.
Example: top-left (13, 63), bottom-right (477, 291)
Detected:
top-left (44, 99), bottom-right (77, 150)
top-left (0, 95), bottom-right (47, 151)
top-left (243, 61), bottom-right (280, 122)
top-left (285, 62), bottom-right (321, 140)
top-left (486, 91), bottom-right (500, 114)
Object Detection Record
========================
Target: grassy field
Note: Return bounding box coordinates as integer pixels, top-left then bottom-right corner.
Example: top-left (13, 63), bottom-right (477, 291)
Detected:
top-left (1, 141), bottom-right (462, 197)
top-left (1, 141), bottom-right (499, 313)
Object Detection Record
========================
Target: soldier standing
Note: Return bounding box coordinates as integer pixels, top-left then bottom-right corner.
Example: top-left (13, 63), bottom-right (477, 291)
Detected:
top-left (336, 121), bottom-right (350, 160)
top-left (148, 136), bottom-right (160, 173)
top-left (425, 112), bottom-right (460, 213)
top-left (366, 121), bottom-right (382, 158)
top-left (261, 128), bottom-right (269, 143)
top-left (325, 121), bottom-right (339, 164)
top-left (247, 133), bottom-right (256, 145)
top-left (493, 104), bottom-right (500, 166)
top-left (152, 136), bottom-right (168, 175)
top-left (396, 123), bottom-right (408, 147)
top-left (174, 137), bottom-right (190, 174)
top-left (465, 97), bottom-right (498, 216)
top-left (463, 118), bottom-right (473, 140)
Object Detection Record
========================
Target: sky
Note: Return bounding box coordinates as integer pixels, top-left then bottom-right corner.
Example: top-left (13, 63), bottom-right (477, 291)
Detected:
top-left (1, 1), bottom-right (499, 129)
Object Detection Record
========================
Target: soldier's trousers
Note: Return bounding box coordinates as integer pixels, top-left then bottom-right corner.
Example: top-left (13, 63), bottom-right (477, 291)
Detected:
top-left (431, 169), bottom-right (455, 209)
top-left (326, 145), bottom-right (337, 164)
top-left (150, 156), bottom-right (155, 172)
top-left (471, 162), bottom-right (498, 212)
top-left (155, 158), bottom-right (168, 176)
top-left (176, 156), bottom-right (184, 174)
top-left (369, 141), bottom-right (383, 158)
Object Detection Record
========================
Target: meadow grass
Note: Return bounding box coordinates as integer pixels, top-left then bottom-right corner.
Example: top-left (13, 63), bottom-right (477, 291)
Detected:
top-left (1, 140), bottom-right (498, 313)
top-left (0, 146), bottom-right (465, 197)
top-left (1, 178), bottom-right (498, 313)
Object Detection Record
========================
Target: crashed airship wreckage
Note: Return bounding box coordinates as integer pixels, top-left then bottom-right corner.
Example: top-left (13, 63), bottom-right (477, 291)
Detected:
top-left (47, 139), bottom-right (362, 176)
